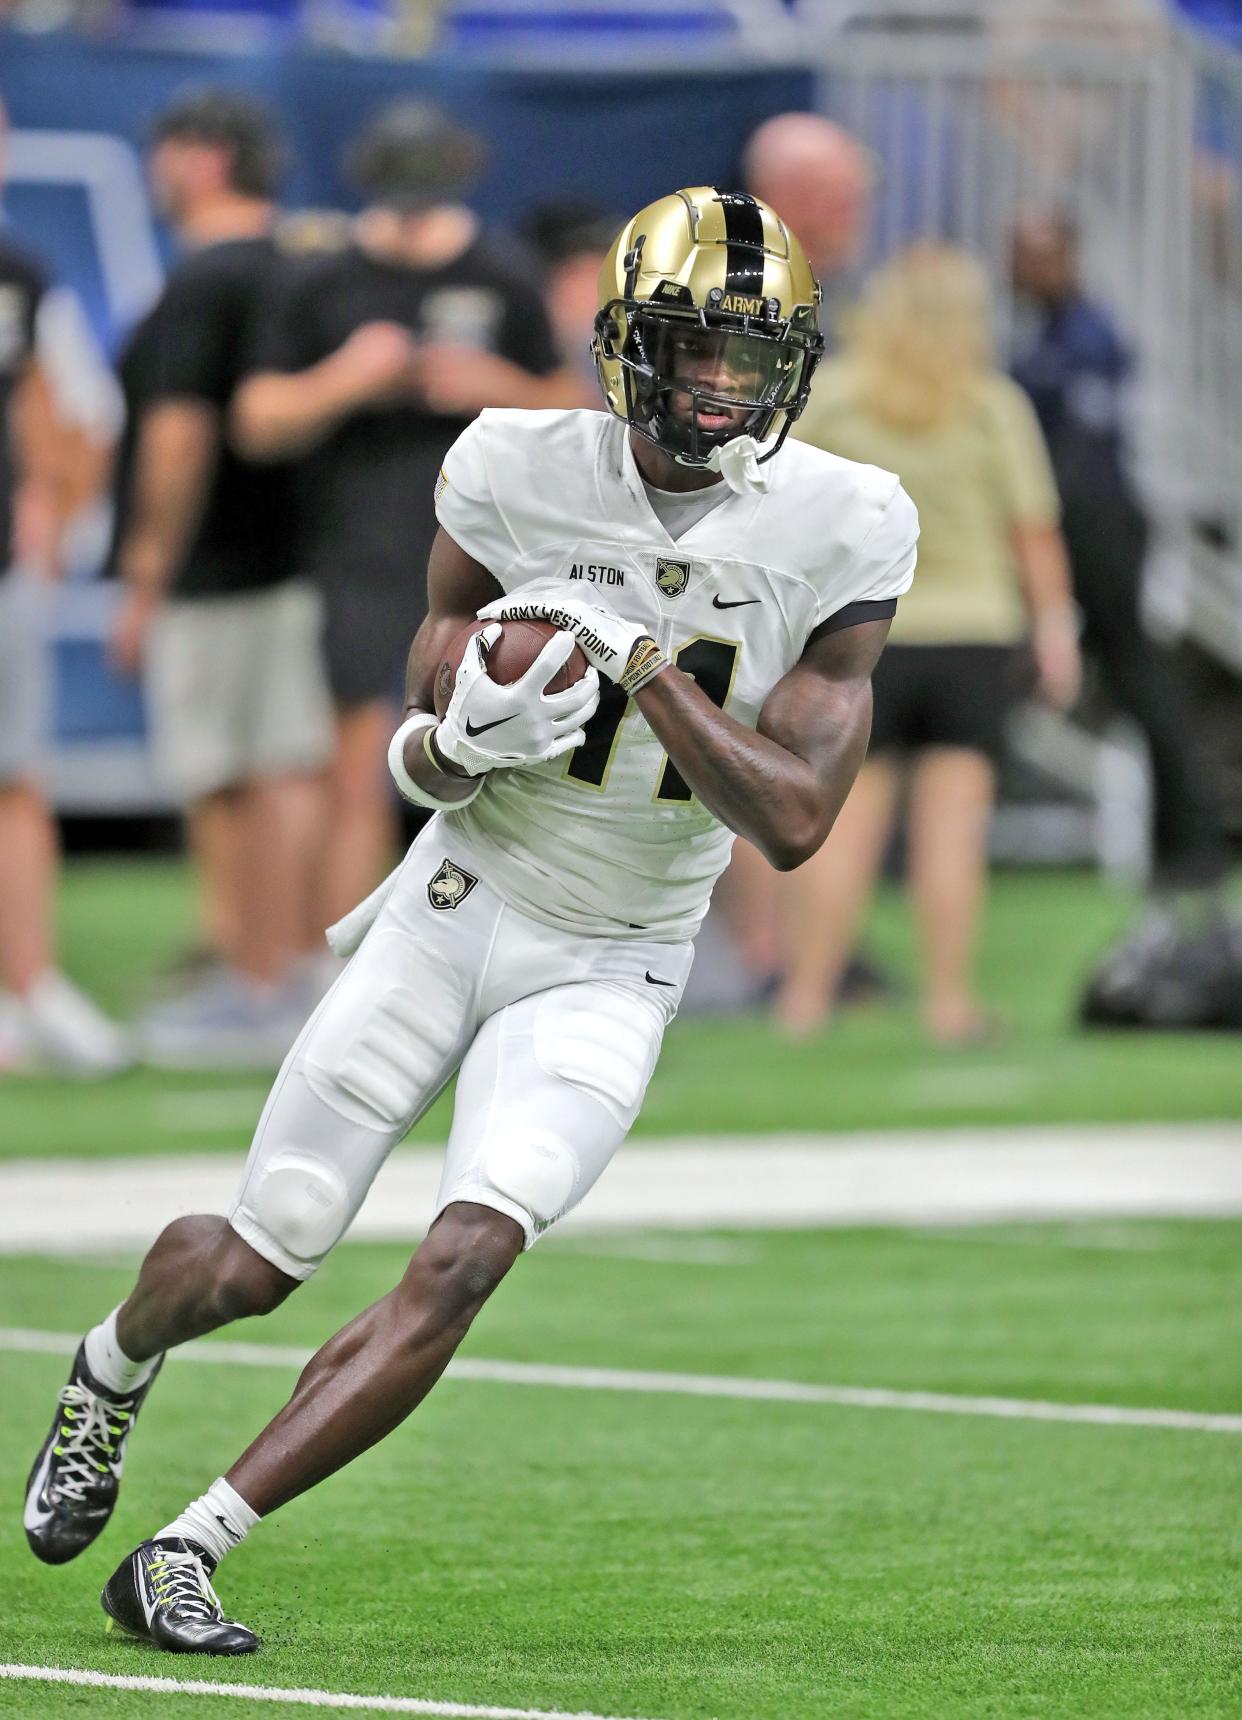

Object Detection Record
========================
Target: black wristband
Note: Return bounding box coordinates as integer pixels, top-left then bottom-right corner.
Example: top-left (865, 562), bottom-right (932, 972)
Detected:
top-left (427, 726), bottom-right (476, 780)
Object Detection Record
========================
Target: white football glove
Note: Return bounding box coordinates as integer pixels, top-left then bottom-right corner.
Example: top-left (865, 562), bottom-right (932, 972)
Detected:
top-left (435, 621), bottom-right (600, 777)
top-left (478, 580), bottom-right (669, 696)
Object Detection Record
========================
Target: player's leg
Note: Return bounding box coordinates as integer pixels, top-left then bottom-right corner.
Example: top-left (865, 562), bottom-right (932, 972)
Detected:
top-left (232, 581), bottom-right (334, 992)
top-left (0, 775), bottom-right (55, 995)
top-left (0, 566), bottom-right (129, 1072)
top-left (107, 942), bottom-right (687, 1651)
top-left (315, 699), bottom-right (399, 932)
top-left (27, 861), bottom-right (479, 1570)
top-left (771, 757), bottom-right (900, 1037)
top-left (142, 588), bottom-right (334, 1059)
top-left (312, 578), bottom-right (412, 933)
top-left (233, 771), bottom-right (327, 989)
top-left (713, 837), bottom-right (781, 993)
top-left (185, 788), bottom-right (244, 969)
top-left (224, 1200), bottom-right (523, 1517)
top-left (907, 745), bottom-right (996, 1043)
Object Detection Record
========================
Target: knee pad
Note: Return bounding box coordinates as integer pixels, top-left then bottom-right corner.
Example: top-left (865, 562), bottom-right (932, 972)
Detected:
top-left (482, 1130), bottom-right (578, 1230)
top-left (247, 1151), bottom-right (351, 1263)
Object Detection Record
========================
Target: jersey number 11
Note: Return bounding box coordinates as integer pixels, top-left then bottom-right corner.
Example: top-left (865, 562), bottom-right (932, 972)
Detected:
top-left (564, 637), bottom-right (740, 803)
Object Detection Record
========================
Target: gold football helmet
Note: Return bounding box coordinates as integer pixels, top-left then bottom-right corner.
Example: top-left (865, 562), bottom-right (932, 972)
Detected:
top-left (592, 186), bottom-right (823, 467)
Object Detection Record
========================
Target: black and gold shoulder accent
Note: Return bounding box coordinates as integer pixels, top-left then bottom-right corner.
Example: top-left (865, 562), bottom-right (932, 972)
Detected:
top-left (427, 858), bottom-right (479, 912)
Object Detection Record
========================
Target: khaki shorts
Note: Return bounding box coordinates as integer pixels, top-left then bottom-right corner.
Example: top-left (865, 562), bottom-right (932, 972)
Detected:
top-left (0, 569), bottom-right (49, 784)
top-left (146, 582), bottom-right (334, 801)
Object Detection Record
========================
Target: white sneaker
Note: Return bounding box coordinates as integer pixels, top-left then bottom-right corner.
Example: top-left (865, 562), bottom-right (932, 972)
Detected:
top-left (20, 972), bottom-right (134, 1076)
top-left (139, 970), bottom-right (307, 1070)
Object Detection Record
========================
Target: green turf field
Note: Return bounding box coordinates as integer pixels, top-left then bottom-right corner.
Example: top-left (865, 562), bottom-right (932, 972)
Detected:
top-left (2, 859), bottom-right (1239, 1717)
top-left (0, 859), bottom-right (1238, 1160)
top-left (2, 1223), bottom-right (1240, 1719)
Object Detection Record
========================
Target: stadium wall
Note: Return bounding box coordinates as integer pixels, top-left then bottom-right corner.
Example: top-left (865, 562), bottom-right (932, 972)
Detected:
top-left (0, 30), bottom-right (813, 352)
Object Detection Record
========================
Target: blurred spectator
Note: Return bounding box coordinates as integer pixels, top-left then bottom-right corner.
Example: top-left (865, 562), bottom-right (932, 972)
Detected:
top-left (723, 111), bottom-right (889, 1008)
top-left (1010, 209), bottom-right (1231, 893)
top-left (518, 199), bottom-right (619, 401)
top-left (233, 100), bottom-right (578, 933)
top-left (742, 113), bottom-right (875, 329)
top-left (34, 286), bottom-right (124, 579)
top-left (0, 103), bottom-right (130, 1074)
top-left (110, 89), bottom-right (334, 1065)
top-left (790, 244), bottom-right (1081, 1043)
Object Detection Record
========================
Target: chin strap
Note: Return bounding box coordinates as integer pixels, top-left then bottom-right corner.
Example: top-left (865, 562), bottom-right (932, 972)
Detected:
top-left (703, 434), bottom-right (771, 495)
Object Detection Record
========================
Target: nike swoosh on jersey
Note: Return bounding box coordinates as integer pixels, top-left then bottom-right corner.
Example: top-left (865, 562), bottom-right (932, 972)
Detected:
top-left (644, 972), bottom-right (678, 987)
top-left (464, 714), bottom-right (517, 738)
top-left (711, 595), bottom-right (761, 609)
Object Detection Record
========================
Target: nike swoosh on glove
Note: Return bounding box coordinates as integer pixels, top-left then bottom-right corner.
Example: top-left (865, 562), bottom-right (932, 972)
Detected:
top-left (478, 580), bottom-right (669, 696)
top-left (435, 622), bottom-right (600, 777)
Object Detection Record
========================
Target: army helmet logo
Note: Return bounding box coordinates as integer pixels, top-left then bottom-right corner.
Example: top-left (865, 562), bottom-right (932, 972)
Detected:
top-left (655, 557), bottom-right (692, 599)
top-left (427, 857), bottom-right (479, 912)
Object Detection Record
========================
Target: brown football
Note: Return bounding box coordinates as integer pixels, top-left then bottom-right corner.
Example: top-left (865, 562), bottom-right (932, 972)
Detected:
top-left (433, 618), bottom-right (589, 720)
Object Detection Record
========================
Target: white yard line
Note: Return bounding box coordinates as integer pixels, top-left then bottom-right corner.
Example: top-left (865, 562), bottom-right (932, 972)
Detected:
top-left (1, 1125), bottom-right (1241, 1254)
top-left (2, 1326), bottom-right (1238, 1436)
top-left (0, 1665), bottom-right (658, 1720)
top-left (911, 1221), bottom-right (1176, 1252)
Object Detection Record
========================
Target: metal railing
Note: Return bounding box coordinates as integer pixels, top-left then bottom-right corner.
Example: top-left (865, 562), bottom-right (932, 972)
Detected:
top-left (779, 0), bottom-right (1242, 672)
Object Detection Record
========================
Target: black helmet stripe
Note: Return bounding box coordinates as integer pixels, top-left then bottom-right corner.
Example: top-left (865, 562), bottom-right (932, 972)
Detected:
top-left (716, 189), bottom-right (766, 298)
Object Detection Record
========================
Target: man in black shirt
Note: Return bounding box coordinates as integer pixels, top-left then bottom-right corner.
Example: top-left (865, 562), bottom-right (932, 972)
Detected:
top-left (111, 90), bottom-right (334, 1065)
top-left (0, 103), bottom-right (130, 1074)
top-left (233, 101), bottom-right (576, 932)
top-left (1010, 209), bottom-right (1229, 890)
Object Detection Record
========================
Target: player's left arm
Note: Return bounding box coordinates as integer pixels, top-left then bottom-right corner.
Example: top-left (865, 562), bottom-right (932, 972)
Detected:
top-left (633, 618), bottom-right (892, 872)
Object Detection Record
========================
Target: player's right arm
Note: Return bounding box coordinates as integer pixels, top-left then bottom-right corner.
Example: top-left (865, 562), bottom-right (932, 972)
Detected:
top-left (394, 528), bottom-right (598, 805)
top-left (395, 527), bottom-right (504, 804)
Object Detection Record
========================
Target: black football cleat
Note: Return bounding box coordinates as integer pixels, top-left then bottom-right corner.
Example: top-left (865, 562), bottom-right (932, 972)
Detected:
top-left (101, 1536), bottom-right (260, 1655)
top-left (25, 1342), bottom-right (163, 1565)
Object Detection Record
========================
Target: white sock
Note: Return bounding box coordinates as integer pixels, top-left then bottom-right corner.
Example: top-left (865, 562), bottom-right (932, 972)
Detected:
top-left (158, 1477), bottom-right (260, 1568)
top-left (83, 1307), bottom-right (159, 1396)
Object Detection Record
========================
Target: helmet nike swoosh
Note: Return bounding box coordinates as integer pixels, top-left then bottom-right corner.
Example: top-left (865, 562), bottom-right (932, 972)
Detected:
top-left (464, 714), bottom-right (517, 738)
top-left (712, 596), bottom-right (761, 609)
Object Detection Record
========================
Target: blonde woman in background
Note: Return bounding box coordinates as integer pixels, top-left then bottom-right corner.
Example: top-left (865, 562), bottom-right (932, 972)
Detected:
top-left (778, 243), bottom-right (1081, 1043)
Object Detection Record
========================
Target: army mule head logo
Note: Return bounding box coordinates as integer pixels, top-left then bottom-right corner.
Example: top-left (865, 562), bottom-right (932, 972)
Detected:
top-left (427, 858), bottom-right (479, 912)
top-left (655, 557), bottom-right (692, 599)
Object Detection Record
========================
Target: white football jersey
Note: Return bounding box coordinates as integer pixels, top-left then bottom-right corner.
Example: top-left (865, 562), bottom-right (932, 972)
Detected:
top-left (434, 408), bottom-right (918, 941)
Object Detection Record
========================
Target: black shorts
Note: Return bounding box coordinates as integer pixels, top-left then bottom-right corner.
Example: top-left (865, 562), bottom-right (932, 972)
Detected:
top-left (869, 643), bottom-right (1018, 761)
top-left (315, 579), bottom-right (426, 710)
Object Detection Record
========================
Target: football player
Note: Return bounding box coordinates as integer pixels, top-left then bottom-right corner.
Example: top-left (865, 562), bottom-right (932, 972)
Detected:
top-left (25, 188), bottom-right (917, 1651)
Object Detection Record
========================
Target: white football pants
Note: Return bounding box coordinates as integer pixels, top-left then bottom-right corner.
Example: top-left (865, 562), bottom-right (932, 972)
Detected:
top-left (229, 821), bottom-right (693, 1277)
